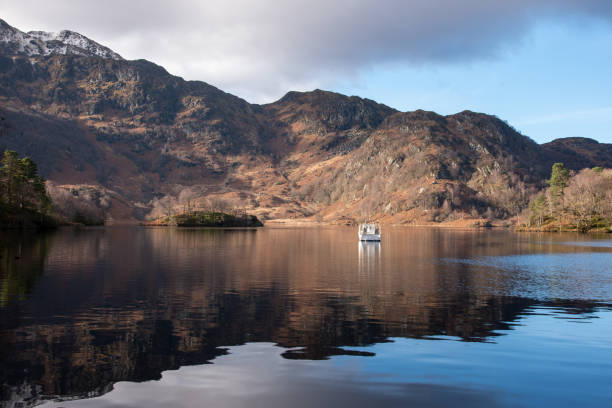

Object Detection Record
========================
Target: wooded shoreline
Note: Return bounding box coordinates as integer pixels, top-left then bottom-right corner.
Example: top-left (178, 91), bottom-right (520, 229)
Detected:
top-left (1, 149), bottom-right (609, 233)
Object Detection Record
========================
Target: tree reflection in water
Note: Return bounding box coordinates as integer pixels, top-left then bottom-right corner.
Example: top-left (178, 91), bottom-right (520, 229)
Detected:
top-left (0, 227), bottom-right (610, 407)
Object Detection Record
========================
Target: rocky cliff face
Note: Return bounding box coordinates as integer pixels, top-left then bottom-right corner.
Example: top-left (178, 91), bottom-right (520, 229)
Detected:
top-left (0, 19), bottom-right (609, 224)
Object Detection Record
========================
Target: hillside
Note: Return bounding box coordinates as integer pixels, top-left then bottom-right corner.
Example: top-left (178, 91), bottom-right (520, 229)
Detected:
top-left (1, 18), bottom-right (610, 224)
top-left (542, 137), bottom-right (612, 170)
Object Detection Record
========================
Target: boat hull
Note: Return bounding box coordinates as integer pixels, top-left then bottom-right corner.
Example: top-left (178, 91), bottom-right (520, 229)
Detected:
top-left (359, 233), bottom-right (381, 242)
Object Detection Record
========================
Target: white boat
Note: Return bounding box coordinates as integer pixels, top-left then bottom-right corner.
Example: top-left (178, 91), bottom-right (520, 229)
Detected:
top-left (358, 223), bottom-right (381, 241)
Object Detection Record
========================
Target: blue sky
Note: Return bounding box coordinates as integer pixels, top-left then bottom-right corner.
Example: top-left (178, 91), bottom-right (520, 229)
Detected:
top-left (1, 1), bottom-right (611, 144)
top-left (334, 20), bottom-right (612, 144)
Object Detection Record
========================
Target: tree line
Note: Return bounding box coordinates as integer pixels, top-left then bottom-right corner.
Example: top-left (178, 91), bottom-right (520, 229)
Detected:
top-left (526, 163), bottom-right (612, 232)
top-left (0, 150), bottom-right (51, 216)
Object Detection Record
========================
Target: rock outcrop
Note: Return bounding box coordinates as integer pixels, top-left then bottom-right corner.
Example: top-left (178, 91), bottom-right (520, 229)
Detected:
top-left (0, 18), bottom-right (609, 224)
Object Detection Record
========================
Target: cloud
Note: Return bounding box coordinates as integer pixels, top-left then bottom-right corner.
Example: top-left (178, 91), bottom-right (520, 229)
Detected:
top-left (1, 0), bottom-right (611, 102)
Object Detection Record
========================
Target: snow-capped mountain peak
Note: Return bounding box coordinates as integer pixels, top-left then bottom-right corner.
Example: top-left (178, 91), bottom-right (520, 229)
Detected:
top-left (0, 18), bottom-right (122, 60)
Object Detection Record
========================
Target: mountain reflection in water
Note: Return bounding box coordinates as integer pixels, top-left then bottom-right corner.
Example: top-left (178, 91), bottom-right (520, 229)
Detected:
top-left (1, 227), bottom-right (611, 407)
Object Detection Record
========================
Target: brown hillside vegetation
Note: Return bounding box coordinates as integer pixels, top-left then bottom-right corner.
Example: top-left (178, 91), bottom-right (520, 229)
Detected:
top-left (522, 165), bottom-right (612, 232)
top-left (542, 137), bottom-right (612, 170)
top-left (0, 19), bottom-right (610, 225)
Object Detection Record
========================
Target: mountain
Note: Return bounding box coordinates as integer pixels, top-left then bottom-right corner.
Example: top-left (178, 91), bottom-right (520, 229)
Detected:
top-left (542, 137), bottom-right (612, 170)
top-left (0, 18), bottom-right (609, 224)
top-left (0, 18), bottom-right (121, 59)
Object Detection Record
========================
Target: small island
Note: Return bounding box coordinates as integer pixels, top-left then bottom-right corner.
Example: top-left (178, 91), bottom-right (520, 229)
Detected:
top-left (145, 210), bottom-right (263, 227)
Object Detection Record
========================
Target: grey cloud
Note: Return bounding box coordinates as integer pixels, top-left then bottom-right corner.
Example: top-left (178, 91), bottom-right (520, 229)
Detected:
top-left (1, 0), bottom-right (611, 102)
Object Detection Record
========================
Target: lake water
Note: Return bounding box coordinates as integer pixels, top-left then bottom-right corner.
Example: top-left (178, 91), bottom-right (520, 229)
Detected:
top-left (1, 227), bottom-right (611, 407)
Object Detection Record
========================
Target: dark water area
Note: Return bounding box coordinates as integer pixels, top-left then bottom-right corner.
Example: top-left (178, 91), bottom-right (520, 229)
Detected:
top-left (1, 227), bottom-right (611, 407)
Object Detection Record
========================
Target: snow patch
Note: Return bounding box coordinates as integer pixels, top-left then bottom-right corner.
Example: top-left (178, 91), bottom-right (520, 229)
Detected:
top-left (0, 19), bottom-right (122, 60)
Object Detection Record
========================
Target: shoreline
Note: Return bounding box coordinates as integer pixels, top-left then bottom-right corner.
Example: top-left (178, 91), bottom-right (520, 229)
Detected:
top-left (5, 217), bottom-right (608, 233)
top-left (264, 218), bottom-right (505, 229)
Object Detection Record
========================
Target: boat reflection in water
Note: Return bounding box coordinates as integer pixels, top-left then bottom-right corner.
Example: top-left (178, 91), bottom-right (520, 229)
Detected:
top-left (358, 241), bottom-right (381, 275)
top-left (1, 227), bottom-right (612, 407)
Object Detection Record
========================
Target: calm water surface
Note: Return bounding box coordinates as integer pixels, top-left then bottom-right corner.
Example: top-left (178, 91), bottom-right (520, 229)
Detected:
top-left (1, 227), bottom-right (611, 407)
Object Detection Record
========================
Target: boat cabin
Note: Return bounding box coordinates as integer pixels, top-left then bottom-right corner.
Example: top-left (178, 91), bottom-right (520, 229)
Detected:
top-left (358, 223), bottom-right (381, 241)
